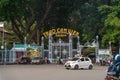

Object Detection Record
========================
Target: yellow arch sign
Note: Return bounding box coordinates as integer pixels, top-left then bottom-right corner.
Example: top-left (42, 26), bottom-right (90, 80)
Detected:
top-left (43, 28), bottom-right (79, 37)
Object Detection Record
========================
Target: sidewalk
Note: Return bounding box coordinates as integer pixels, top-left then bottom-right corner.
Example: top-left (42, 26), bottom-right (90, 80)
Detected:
top-left (0, 62), bottom-right (18, 65)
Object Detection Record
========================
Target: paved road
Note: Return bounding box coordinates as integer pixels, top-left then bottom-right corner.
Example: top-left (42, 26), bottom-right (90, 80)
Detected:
top-left (0, 64), bottom-right (108, 80)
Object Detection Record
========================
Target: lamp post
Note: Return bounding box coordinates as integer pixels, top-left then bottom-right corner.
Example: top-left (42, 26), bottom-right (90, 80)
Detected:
top-left (109, 41), bottom-right (112, 57)
top-left (41, 36), bottom-right (44, 58)
top-left (69, 34), bottom-right (72, 57)
top-left (4, 42), bottom-right (6, 63)
top-left (59, 38), bottom-right (61, 58)
top-left (24, 37), bottom-right (27, 46)
top-left (0, 22), bottom-right (4, 62)
top-left (1, 45), bottom-right (4, 62)
top-left (77, 36), bottom-right (81, 55)
top-left (96, 35), bottom-right (99, 63)
top-left (48, 34), bottom-right (52, 62)
top-left (24, 37), bottom-right (27, 56)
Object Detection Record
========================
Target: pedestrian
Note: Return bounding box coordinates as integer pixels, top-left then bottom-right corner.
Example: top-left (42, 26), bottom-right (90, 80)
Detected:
top-left (45, 57), bottom-right (48, 64)
top-left (59, 57), bottom-right (62, 64)
top-left (57, 56), bottom-right (62, 64)
top-left (56, 56), bottom-right (60, 64)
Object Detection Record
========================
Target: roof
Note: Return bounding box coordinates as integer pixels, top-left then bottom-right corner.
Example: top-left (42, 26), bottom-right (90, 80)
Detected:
top-left (0, 28), bottom-right (11, 34)
top-left (14, 44), bottom-right (27, 48)
top-left (11, 44), bottom-right (27, 51)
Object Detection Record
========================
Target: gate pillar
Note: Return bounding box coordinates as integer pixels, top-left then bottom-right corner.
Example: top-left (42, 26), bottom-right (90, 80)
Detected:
top-left (69, 34), bottom-right (73, 57)
top-left (77, 36), bottom-right (81, 55)
top-left (48, 34), bottom-right (53, 63)
top-left (41, 36), bottom-right (44, 59)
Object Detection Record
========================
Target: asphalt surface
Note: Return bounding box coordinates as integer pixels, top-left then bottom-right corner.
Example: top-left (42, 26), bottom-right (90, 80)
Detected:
top-left (0, 64), bottom-right (108, 80)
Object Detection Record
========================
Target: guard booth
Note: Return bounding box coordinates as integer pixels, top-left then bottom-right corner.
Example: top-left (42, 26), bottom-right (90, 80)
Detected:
top-left (42, 28), bottom-right (80, 63)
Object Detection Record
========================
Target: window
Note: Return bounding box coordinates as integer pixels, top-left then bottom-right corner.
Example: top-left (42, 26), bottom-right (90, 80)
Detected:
top-left (72, 58), bottom-right (79, 61)
top-left (80, 58), bottom-right (84, 61)
top-left (85, 58), bottom-right (89, 61)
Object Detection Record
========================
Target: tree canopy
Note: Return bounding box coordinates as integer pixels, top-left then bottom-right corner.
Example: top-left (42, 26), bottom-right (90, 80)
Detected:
top-left (98, 0), bottom-right (120, 47)
top-left (0, 0), bottom-right (120, 48)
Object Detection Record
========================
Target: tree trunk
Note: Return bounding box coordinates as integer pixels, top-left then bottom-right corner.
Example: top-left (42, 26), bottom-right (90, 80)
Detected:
top-left (27, 0), bottom-right (56, 43)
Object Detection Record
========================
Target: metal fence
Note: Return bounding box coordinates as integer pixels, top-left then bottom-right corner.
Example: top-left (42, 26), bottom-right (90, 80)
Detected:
top-left (0, 50), bottom-right (10, 63)
top-left (0, 50), bottom-right (26, 63)
top-left (0, 49), bottom-right (78, 64)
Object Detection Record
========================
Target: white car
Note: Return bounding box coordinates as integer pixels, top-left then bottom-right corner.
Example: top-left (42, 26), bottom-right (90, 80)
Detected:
top-left (64, 57), bottom-right (93, 70)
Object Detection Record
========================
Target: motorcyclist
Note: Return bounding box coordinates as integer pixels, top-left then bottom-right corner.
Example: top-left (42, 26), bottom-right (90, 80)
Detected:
top-left (114, 54), bottom-right (120, 79)
top-left (106, 54), bottom-right (120, 80)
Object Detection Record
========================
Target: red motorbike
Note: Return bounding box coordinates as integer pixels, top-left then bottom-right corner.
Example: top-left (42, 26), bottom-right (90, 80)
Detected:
top-left (105, 76), bottom-right (119, 80)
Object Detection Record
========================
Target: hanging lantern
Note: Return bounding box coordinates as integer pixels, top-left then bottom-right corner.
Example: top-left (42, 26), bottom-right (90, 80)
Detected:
top-left (63, 49), bottom-right (67, 55)
top-left (54, 49), bottom-right (58, 55)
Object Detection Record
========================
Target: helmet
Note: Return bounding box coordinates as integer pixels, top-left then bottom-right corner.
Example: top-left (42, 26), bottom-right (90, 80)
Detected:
top-left (115, 54), bottom-right (120, 61)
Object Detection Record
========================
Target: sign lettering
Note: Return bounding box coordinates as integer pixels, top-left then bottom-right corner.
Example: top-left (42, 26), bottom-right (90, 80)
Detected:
top-left (43, 28), bottom-right (79, 37)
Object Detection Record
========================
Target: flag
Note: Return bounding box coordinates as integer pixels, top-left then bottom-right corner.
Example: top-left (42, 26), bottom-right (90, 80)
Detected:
top-left (0, 22), bottom-right (4, 27)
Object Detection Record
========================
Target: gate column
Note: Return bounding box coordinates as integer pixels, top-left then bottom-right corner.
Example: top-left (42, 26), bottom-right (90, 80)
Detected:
top-left (69, 34), bottom-right (72, 57)
top-left (41, 36), bottom-right (44, 59)
top-left (77, 36), bottom-right (81, 55)
top-left (48, 34), bottom-right (52, 63)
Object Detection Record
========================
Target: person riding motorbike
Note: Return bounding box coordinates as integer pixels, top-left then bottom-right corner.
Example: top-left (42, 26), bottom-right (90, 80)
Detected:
top-left (105, 54), bottom-right (120, 80)
top-left (114, 54), bottom-right (120, 79)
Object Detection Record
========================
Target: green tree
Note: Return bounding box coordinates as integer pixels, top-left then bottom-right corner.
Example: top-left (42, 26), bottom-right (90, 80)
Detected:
top-left (98, 0), bottom-right (120, 46)
top-left (68, 0), bottom-right (102, 44)
top-left (0, 0), bottom-right (56, 44)
top-left (1, 0), bottom-right (119, 49)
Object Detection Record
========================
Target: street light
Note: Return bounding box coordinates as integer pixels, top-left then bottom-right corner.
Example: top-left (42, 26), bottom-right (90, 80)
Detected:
top-left (41, 36), bottom-right (44, 58)
top-left (0, 22), bottom-right (4, 62)
top-left (77, 36), bottom-right (80, 54)
top-left (69, 34), bottom-right (72, 57)
top-left (96, 35), bottom-right (99, 63)
top-left (24, 37), bottom-right (26, 45)
top-left (109, 41), bottom-right (112, 57)
top-left (59, 38), bottom-right (61, 58)
top-left (77, 36), bottom-right (82, 55)
top-left (4, 42), bottom-right (7, 63)
top-left (0, 22), bottom-right (4, 46)
top-left (1, 45), bottom-right (4, 62)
